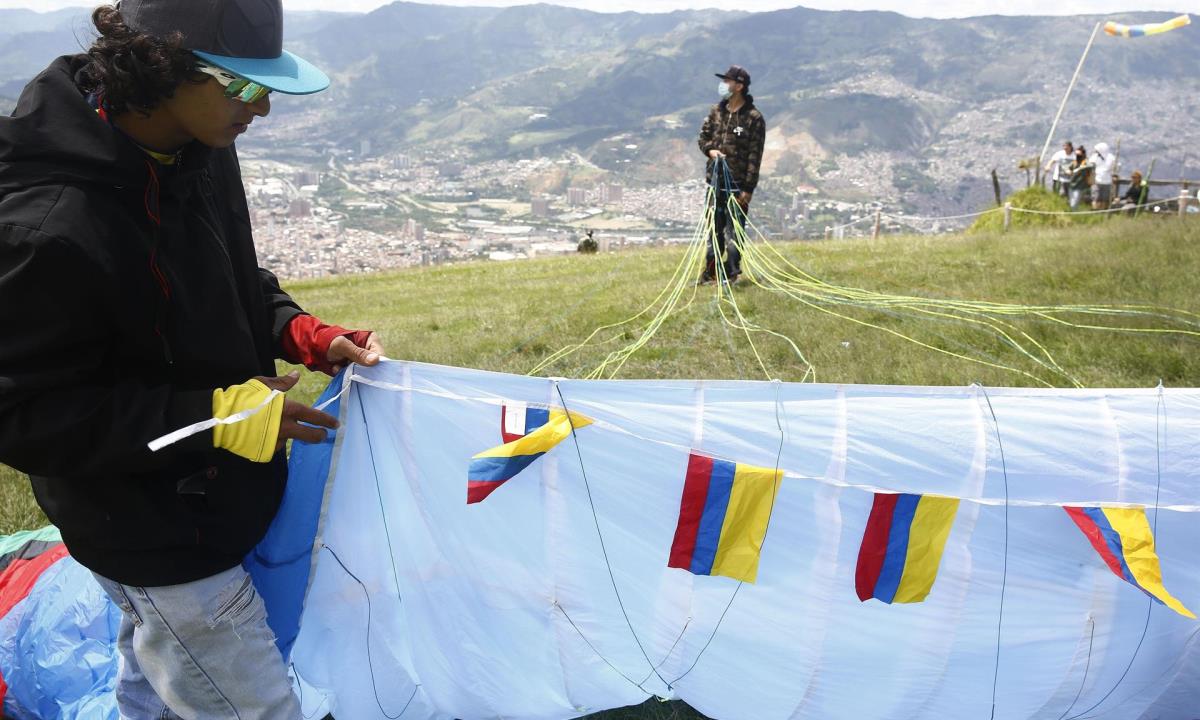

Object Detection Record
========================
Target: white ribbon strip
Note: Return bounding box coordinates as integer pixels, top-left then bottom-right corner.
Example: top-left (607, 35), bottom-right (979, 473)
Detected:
top-left (146, 363), bottom-right (1200, 513)
top-left (145, 360), bottom-right (399, 453)
top-left (147, 389), bottom-right (282, 452)
top-left (344, 369), bottom-right (1200, 513)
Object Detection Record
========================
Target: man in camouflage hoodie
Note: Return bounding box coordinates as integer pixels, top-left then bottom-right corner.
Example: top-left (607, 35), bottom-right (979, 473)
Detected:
top-left (698, 64), bottom-right (766, 284)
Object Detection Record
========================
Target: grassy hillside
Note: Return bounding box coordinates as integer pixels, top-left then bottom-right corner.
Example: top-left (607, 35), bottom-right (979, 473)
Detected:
top-left (968, 186), bottom-right (1104, 233)
top-left (1, 219), bottom-right (1197, 718)
top-left (5, 218), bottom-right (1200, 529)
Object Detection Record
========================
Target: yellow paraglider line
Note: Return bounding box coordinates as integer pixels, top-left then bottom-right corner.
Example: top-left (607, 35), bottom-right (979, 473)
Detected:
top-left (529, 165), bottom-right (1199, 387)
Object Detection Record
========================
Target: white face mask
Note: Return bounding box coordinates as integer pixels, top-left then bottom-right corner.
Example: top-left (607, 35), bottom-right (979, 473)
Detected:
top-left (718, 81), bottom-right (732, 98)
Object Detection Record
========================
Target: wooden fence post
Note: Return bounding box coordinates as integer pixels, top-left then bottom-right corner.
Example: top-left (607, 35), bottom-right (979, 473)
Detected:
top-left (992, 169), bottom-right (1002, 207)
top-left (1003, 202), bottom-right (1013, 233)
top-left (1180, 190), bottom-right (1190, 218)
top-left (872, 209), bottom-right (882, 240)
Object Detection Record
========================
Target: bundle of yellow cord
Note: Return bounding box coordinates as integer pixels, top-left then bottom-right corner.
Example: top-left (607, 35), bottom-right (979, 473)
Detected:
top-left (532, 187), bottom-right (1200, 387)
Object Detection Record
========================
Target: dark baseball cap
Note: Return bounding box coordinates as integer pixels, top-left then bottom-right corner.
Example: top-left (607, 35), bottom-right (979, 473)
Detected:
top-left (715, 65), bottom-right (751, 87)
top-left (116, 0), bottom-right (329, 95)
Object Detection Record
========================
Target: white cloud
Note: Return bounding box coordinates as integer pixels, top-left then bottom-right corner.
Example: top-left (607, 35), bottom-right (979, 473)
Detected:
top-left (0, 0), bottom-right (1189, 19)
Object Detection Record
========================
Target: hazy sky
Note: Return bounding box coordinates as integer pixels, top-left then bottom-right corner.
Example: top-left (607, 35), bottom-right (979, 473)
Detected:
top-left (0, 0), bottom-right (1190, 19)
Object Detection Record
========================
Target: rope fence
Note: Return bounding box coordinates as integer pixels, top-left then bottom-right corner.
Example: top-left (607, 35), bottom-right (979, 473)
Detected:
top-left (813, 192), bottom-right (1195, 240)
top-left (884, 208), bottom-right (1001, 223)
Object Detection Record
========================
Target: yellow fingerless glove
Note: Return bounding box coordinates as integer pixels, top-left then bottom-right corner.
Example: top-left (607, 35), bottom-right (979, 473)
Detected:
top-left (212, 379), bottom-right (285, 463)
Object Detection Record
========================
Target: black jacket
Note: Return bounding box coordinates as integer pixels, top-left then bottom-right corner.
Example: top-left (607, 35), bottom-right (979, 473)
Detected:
top-left (698, 96), bottom-right (767, 194)
top-left (1123, 182), bottom-right (1149, 204)
top-left (0, 56), bottom-right (305, 586)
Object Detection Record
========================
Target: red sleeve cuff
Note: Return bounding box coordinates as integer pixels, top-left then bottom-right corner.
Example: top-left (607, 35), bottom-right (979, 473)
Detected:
top-left (281, 314), bottom-right (373, 376)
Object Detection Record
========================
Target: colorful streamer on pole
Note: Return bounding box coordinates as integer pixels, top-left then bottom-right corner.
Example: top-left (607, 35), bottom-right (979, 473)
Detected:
top-left (1104, 14), bottom-right (1190, 38)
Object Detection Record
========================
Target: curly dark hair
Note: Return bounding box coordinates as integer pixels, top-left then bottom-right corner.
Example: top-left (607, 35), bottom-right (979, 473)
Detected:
top-left (79, 6), bottom-right (200, 115)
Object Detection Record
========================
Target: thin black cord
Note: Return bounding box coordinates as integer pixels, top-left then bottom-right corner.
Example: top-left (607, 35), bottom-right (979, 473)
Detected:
top-left (554, 602), bottom-right (652, 695)
top-left (1080, 624), bottom-right (1200, 720)
top-left (1065, 605), bottom-right (1152, 720)
top-left (668, 380), bottom-right (788, 689)
top-left (1062, 387), bottom-right (1167, 720)
top-left (323, 545), bottom-right (418, 719)
top-left (553, 585), bottom-right (692, 693)
top-left (1054, 616), bottom-right (1096, 720)
top-left (553, 381), bottom-right (668, 689)
top-left (978, 385), bottom-right (1011, 720)
top-left (666, 583), bottom-right (743, 689)
top-left (291, 661), bottom-right (331, 720)
top-left (357, 387), bottom-right (403, 599)
top-left (638, 618), bottom-right (693, 685)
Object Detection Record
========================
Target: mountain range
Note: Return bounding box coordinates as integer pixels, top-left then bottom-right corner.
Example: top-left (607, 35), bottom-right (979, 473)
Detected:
top-left (1, 3), bottom-right (1197, 214)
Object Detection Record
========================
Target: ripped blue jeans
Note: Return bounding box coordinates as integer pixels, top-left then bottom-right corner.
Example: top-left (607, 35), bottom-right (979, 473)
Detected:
top-left (93, 565), bottom-right (301, 720)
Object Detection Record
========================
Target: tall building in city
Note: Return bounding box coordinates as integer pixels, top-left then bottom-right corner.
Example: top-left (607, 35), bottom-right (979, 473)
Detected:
top-left (600, 183), bottom-right (623, 204)
top-left (294, 170), bottom-right (321, 187)
top-left (288, 198), bottom-right (313, 219)
top-left (531, 197), bottom-right (550, 217)
top-left (567, 187), bottom-right (587, 206)
top-left (404, 218), bottom-right (425, 243)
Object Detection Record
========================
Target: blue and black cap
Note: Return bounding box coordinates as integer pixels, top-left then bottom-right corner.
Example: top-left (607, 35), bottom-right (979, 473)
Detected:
top-left (116, 0), bottom-right (330, 95)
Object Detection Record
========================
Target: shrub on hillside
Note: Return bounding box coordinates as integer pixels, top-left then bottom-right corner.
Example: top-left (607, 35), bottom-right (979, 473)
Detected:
top-left (969, 186), bottom-right (1104, 233)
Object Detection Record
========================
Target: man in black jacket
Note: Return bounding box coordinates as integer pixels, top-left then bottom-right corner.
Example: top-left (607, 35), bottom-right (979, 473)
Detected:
top-left (697, 64), bottom-right (766, 285)
top-left (0, 1), bottom-right (383, 717)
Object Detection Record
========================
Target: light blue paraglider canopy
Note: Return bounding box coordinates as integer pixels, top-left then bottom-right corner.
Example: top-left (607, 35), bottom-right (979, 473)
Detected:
top-left (276, 361), bottom-right (1200, 720)
top-left (6, 361), bottom-right (1200, 719)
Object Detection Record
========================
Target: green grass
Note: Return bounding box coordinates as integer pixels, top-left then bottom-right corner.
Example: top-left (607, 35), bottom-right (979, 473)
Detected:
top-left (968, 186), bottom-right (1105, 232)
top-left (5, 217), bottom-right (1200, 521)
top-left (2, 218), bottom-right (1198, 718)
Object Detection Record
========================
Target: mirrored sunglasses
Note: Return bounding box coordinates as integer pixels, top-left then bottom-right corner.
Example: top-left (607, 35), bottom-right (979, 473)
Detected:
top-left (194, 61), bottom-right (272, 104)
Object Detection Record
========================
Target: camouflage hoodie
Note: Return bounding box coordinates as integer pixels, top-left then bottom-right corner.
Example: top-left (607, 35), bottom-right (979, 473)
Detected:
top-left (698, 95), bottom-right (766, 194)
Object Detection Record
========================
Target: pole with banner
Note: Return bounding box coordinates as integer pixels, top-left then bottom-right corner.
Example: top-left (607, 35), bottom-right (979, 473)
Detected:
top-left (1036, 21), bottom-right (1102, 184)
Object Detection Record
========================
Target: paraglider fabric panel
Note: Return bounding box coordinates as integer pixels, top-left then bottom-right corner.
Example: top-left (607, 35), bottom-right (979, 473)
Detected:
top-left (4, 361), bottom-right (1200, 719)
top-left (279, 361), bottom-right (1200, 720)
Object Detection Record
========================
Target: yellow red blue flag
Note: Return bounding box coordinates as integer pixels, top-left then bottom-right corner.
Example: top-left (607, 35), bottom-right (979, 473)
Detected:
top-left (1065, 506), bottom-right (1195, 619)
top-left (467, 407), bottom-right (592, 504)
top-left (855, 493), bottom-right (959, 604)
top-left (668, 452), bottom-right (783, 583)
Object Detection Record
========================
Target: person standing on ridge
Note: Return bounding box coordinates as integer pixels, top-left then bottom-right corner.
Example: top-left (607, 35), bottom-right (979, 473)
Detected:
top-left (698, 64), bottom-right (766, 285)
top-left (1091, 142), bottom-right (1115, 210)
top-left (1067, 145), bottom-right (1095, 211)
top-left (0, 1), bottom-right (384, 717)
top-left (1044, 140), bottom-right (1074, 197)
